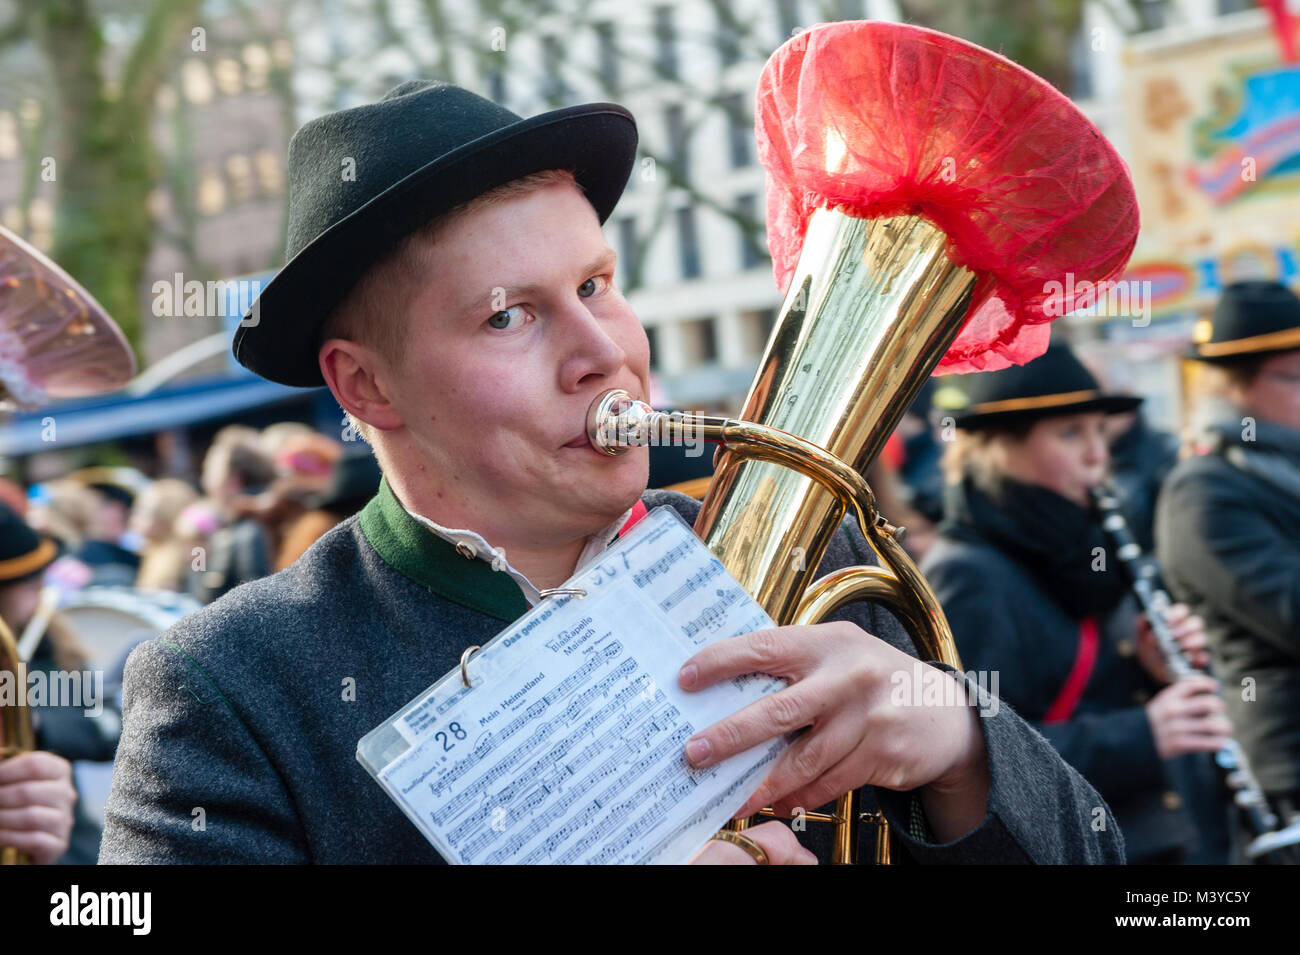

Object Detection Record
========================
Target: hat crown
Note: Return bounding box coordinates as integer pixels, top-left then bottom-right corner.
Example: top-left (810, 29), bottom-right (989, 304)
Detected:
top-left (945, 340), bottom-right (1140, 427)
top-left (1208, 280), bottom-right (1300, 342)
top-left (284, 82), bottom-right (524, 259)
top-left (960, 343), bottom-right (1100, 408)
top-left (0, 500), bottom-right (52, 581)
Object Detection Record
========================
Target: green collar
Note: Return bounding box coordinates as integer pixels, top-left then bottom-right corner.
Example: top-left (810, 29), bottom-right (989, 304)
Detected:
top-left (358, 476), bottom-right (530, 622)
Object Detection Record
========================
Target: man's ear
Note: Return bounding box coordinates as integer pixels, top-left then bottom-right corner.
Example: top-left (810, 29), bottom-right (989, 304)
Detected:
top-left (319, 338), bottom-right (405, 432)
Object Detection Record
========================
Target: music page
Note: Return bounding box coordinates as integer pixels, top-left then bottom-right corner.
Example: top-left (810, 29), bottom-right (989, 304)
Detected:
top-left (357, 505), bottom-right (786, 864)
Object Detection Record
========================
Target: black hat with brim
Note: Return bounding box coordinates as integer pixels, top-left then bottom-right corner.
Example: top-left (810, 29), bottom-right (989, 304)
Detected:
top-left (938, 341), bottom-right (1142, 430)
top-left (1189, 280), bottom-right (1300, 364)
top-left (0, 500), bottom-right (58, 584)
top-left (233, 81), bottom-right (638, 387)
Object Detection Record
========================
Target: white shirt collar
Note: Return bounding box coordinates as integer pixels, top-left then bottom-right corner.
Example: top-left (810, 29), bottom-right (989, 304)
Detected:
top-left (400, 501), bottom-right (637, 607)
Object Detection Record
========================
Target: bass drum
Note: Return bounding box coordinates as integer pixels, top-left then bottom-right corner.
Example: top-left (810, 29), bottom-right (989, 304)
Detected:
top-left (52, 586), bottom-right (201, 679)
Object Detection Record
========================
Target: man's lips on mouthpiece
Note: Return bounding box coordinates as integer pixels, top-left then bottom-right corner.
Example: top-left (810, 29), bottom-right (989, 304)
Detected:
top-left (565, 392), bottom-right (645, 449)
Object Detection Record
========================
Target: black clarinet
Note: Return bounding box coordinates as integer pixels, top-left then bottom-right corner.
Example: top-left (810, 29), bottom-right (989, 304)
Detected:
top-left (1093, 482), bottom-right (1300, 863)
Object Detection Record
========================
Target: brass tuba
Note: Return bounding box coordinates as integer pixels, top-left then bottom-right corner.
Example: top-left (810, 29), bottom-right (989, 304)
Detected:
top-left (0, 615), bottom-right (36, 865)
top-left (587, 207), bottom-right (978, 863)
top-left (586, 14), bottom-right (1139, 862)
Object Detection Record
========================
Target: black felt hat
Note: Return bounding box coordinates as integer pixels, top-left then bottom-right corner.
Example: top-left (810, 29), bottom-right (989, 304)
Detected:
top-left (233, 81), bottom-right (638, 387)
top-left (937, 342), bottom-right (1142, 430)
top-left (1189, 280), bottom-right (1300, 363)
top-left (0, 500), bottom-right (57, 584)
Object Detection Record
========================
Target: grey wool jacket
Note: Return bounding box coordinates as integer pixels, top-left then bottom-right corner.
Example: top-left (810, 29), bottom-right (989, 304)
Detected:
top-left (99, 478), bottom-right (1125, 864)
top-left (1156, 420), bottom-right (1300, 795)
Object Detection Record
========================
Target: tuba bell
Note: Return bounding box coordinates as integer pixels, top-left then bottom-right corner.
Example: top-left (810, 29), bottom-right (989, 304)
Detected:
top-left (587, 19), bottom-right (1140, 863)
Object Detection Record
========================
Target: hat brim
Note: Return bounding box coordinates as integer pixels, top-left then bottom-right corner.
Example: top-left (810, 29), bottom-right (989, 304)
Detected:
top-left (1186, 341), bottom-right (1300, 364)
top-left (0, 536), bottom-right (58, 583)
top-left (1187, 348), bottom-right (1288, 365)
top-left (951, 393), bottom-right (1142, 430)
top-left (234, 104), bottom-right (637, 387)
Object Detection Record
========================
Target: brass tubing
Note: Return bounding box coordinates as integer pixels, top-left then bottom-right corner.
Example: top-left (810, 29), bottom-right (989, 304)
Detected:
top-left (0, 614), bottom-right (34, 865)
top-left (588, 210), bottom-right (981, 864)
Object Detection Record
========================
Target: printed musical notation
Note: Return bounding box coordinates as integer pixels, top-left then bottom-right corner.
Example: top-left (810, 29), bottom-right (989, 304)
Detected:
top-left (358, 506), bottom-right (784, 865)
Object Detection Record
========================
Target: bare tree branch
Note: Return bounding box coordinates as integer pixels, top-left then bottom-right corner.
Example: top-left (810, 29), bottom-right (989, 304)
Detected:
top-left (118, 0), bottom-right (204, 108)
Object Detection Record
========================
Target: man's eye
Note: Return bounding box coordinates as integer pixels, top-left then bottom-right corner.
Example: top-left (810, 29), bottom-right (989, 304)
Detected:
top-left (487, 306), bottom-right (527, 330)
top-left (578, 277), bottom-right (604, 298)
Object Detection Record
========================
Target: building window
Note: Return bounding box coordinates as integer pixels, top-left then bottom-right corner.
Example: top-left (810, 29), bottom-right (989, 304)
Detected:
top-left (617, 216), bottom-right (639, 283)
top-left (155, 85), bottom-right (178, 113)
top-left (243, 44), bottom-right (271, 89)
top-left (196, 165), bottom-right (227, 215)
top-left (1134, 0), bottom-right (1168, 31)
top-left (487, 64), bottom-right (506, 104)
top-left (676, 206), bottom-right (701, 280)
top-left (27, 197), bottom-right (52, 233)
top-left (1069, 26), bottom-right (1094, 100)
top-left (182, 60), bottom-right (214, 104)
top-left (254, 150), bottom-right (283, 195)
top-left (542, 37), bottom-right (569, 103)
top-left (594, 22), bottom-right (619, 93)
top-left (146, 187), bottom-right (170, 221)
top-left (0, 111), bottom-right (16, 159)
top-left (226, 154), bottom-right (254, 203)
top-left (742, 308), bottom-right (778, 357)
top-left (270, 38), bottom-right (293, 69)
top-left (645, 325), bottom-right (660, 370)
top-left (777, 0), bottom-right (800, 43)
top-left (724, 93), bottom-right (751, 167)
top-left (214, 58), bottom-right (242, 96)
top-left (682, 317), bottom-right (719, 365)
top-left (735, 194), bottom-right (765, 270)
top-left (654, 5), bottom-right (678, 79)
top-left (718, 16), bottom-right (740, 69)
top-left (665, 104), bottom-right (688, 179)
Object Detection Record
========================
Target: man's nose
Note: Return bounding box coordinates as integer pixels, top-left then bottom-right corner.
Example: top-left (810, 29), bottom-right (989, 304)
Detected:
top-left (557, 302), bottom-right (626, 392)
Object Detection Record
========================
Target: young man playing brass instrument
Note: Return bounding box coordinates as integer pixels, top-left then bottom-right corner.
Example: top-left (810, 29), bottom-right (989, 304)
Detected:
top-left (100, 82), bottom-right (1123, 865)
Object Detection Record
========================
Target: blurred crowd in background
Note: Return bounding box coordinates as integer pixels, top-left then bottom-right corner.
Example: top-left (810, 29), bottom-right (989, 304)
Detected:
top-left (5, 425), bottom-right (382, 605)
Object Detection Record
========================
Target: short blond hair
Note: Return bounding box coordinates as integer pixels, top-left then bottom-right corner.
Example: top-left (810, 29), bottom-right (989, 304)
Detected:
top-left (320, 169), bottom-right (582, 447)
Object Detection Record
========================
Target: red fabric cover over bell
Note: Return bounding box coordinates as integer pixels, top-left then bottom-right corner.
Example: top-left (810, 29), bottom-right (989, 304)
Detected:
top-left (756, 20), bottom-right (1139, 373)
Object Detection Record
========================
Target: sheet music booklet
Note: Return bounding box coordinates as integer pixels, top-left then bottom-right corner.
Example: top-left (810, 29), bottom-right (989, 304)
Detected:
top-left (357, 505), bottom-right (787, 864)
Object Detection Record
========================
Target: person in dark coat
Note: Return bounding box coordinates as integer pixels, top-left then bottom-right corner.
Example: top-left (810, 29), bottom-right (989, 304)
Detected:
top-left (923, 342), bottom-right (1232, 863)
top-left (1156, 280), bottom-right (1300, 828)
top-left (101, 81), bottom-right (1126, 865)
top-left (1105, 410), bottom-right (1232, 862)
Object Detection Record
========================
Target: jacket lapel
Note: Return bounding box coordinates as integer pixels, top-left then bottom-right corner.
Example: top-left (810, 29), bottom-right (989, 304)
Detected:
top-left (358, 476), bottom-right (530, 622)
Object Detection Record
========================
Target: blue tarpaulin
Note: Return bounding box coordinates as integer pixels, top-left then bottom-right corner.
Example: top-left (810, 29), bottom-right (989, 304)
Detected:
top-left (0, 372), bottom-right (323, 457)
